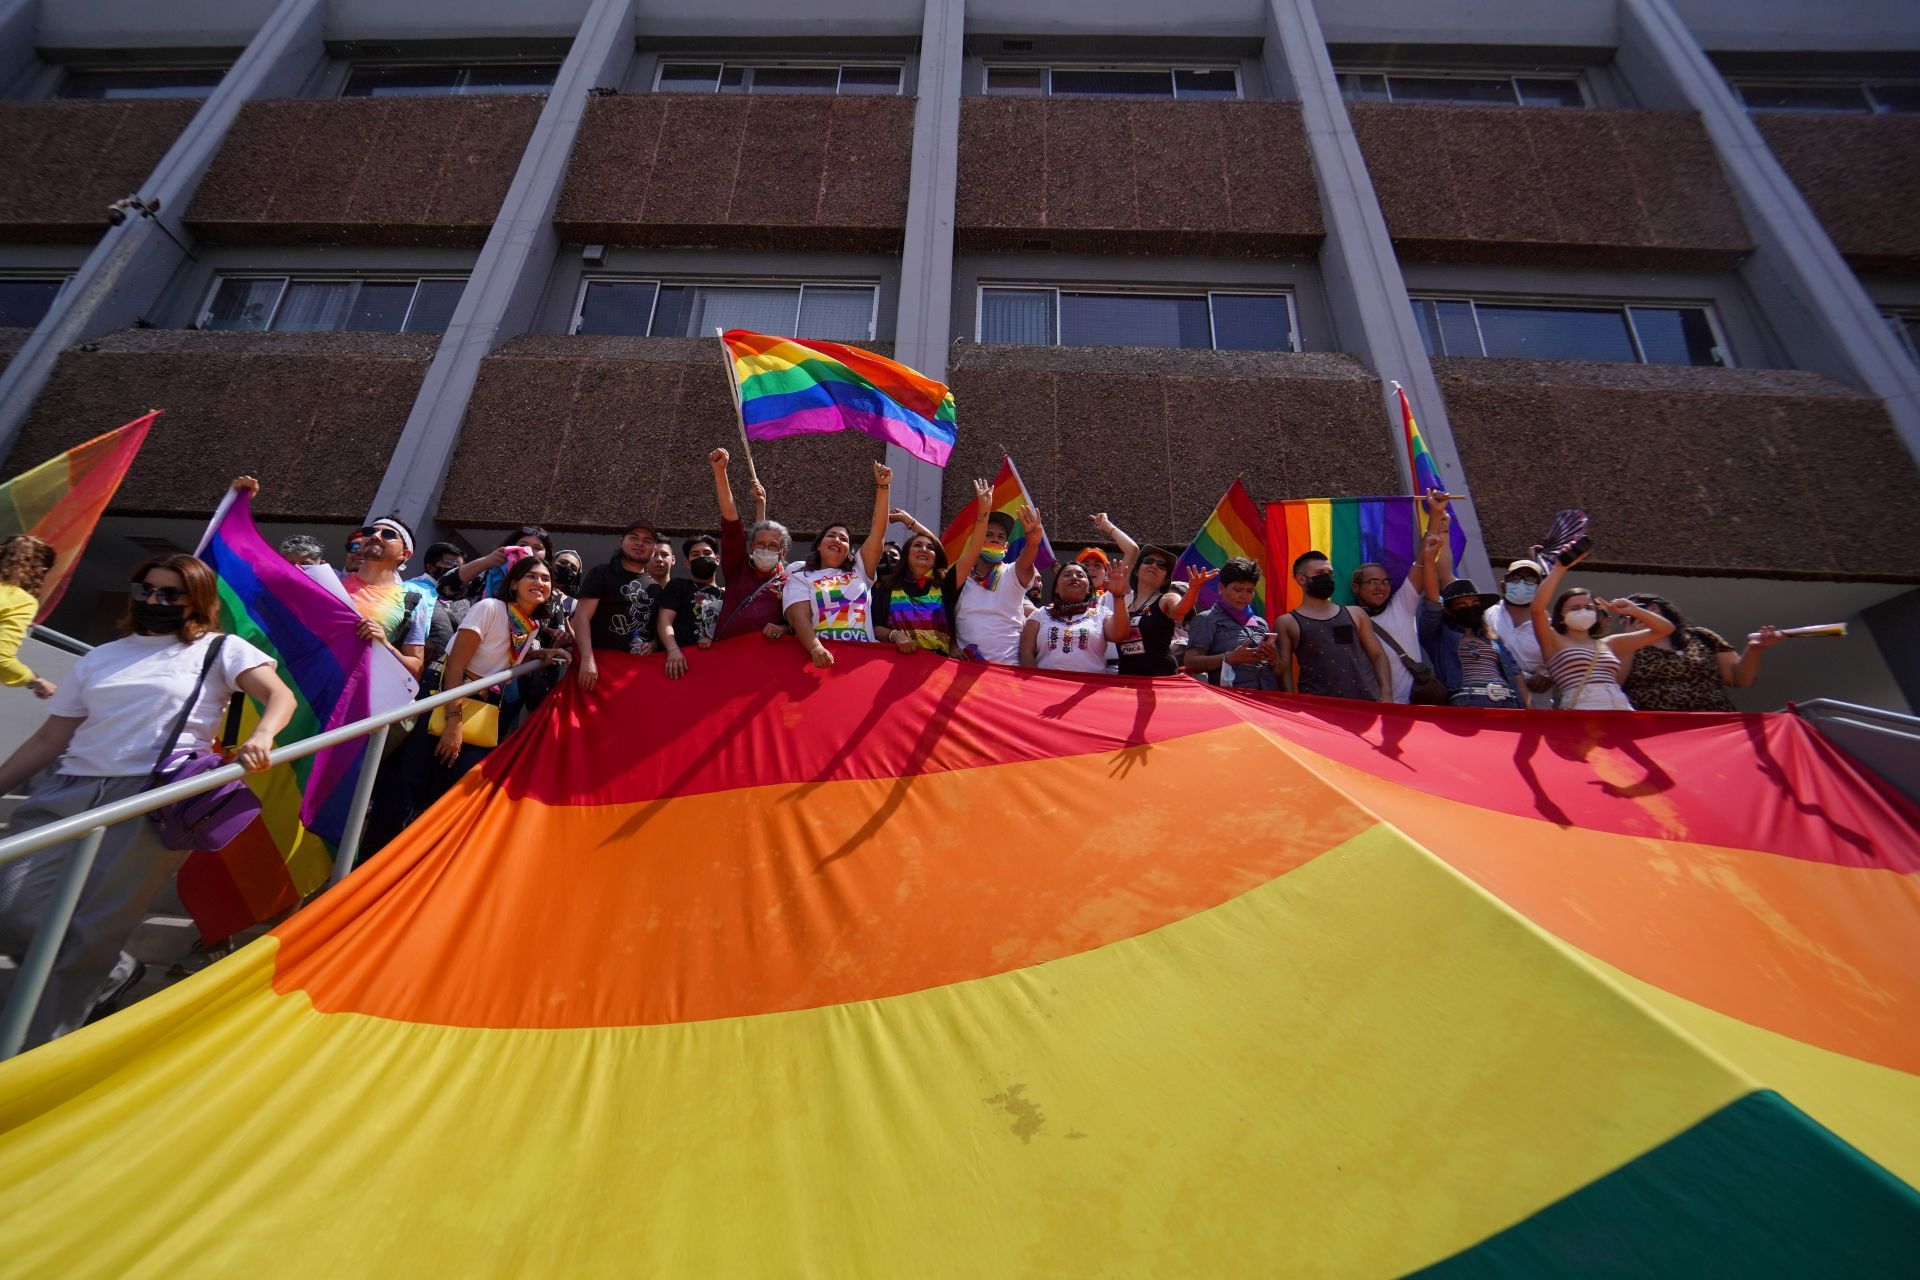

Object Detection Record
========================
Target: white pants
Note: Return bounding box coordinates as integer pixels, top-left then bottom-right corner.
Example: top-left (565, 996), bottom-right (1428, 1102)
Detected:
top-left (0, 773), bottom-right (187, 1051)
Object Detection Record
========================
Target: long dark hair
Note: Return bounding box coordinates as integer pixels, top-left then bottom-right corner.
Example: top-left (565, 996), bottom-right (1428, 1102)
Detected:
top-left (497, 553), bottom-right (556, 623)
top-left (1628, 593), bottom-right (1692, 648)
top-left (805, 522), bottom-right (856, 572)
top-left (879, 530), bottom-right (950, 592)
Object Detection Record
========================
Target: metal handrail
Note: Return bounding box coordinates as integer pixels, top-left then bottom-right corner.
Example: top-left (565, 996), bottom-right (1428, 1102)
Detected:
top-left (0, 656), bottom-right (546, 1059)
top-left (1795, 698), bottom-right (1920, 739)
top-left (26, 624), bottom-right (92, 657)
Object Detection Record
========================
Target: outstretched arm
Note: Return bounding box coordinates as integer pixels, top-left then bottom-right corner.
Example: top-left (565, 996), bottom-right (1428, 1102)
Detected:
top-left (1166, 566), bottom-right (1217, 620)
top-left (1531, 552), bottom-right (1580, 657)
top-left (1413, 490), bottom-right (1454, 591)
top-left (947, 478), bottom-right (993, 578)
top-left (750, 475), bottom-right (767, 526)
top-left (1092, 513), bottom-right (1138, 578)
top-left (1014, 504), bottom-right (1045, 587)
top-left (710, 448), bottom-right (738, 524)
top-left (857, 461), bottom-right (892, 577)
top-left (1600, 597), bottom-right (1676, 656)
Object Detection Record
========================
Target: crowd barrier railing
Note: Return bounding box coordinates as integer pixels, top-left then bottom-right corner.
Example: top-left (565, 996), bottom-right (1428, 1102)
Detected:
top-left (0, 657), bottom-right (544, 1060)
top-left (1795, 698), bottom-right (1920, 806)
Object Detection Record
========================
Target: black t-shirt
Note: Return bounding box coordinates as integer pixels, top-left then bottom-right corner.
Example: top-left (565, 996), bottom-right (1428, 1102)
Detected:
top-left (656, 577), bottom-right (726, 648)
top-left (1117, 593), bottom-right (1178, 677)
top-left (578, 556), bottom-right (658, 656)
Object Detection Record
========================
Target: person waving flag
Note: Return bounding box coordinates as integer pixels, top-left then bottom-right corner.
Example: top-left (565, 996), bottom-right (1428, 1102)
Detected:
top-left (721, 330), bottom-right (957, 469)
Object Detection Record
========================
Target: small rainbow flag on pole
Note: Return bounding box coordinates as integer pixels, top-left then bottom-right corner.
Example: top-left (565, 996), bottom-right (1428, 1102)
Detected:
top-left (1263, 495), bottom-right (1468, 621)
top-left (183, 488), bottom-right (416, 941)
top-left (1393, 382), bottom-right (1447, 499)
top-left (940, 454), bottom-right (1054, 570)
top-left (1174, 477), bottom-right (1270, 618)
top-left (0, 410), bottom-right (156, 618)
top-left (723, 330), bottom-right (957, 468)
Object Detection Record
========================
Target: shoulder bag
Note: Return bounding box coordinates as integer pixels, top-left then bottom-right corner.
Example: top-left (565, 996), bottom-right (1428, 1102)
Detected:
top-left (145, 635), bottom-right (264, 852)
top-left (1373, 623), bottom-right (1450, 706)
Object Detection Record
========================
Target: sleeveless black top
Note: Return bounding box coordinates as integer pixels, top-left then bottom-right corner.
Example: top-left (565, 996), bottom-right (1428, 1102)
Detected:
top-left (1117, 592), bottom-right (1178, 676)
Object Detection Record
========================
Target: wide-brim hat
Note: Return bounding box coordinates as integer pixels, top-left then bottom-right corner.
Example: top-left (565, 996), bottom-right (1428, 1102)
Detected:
top-left (1440, 578), bottom-right (1500, 609)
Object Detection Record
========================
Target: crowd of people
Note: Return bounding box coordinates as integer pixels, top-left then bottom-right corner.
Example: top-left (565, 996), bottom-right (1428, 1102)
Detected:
top-left (0, 461), bottom-right (1789, 1051)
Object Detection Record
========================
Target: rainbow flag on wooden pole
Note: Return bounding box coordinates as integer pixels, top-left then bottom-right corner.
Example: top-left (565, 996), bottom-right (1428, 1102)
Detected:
top-left (1174, 477), bottom-right (1270, 618)
top-left (0, 410), bottom-right (156, 617)
top-left (181, 488), bottom-right (417, 942)
top-left (1393, 381), bottom-right (1446, 499)
top-left (722, 329), bottom-right (957, 469)
top-left (939, 454), bottom-right (1054, 570)
top-left (1263, 495), bottom-right (1468, 620)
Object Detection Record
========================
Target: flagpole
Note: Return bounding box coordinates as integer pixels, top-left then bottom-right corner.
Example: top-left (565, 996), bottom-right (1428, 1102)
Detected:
top-left (715, 328), bottom-right (760, 488)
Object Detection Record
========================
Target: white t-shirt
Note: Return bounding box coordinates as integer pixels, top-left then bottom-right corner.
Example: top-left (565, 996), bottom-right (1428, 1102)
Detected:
top-left (1028, 607), bottom-right (1110, 673)
top-left (1489, 601), bottom-right (1548, 703)
top-left (1368, 578), bottom-right (1425, 705)
top-left (457, 598), bottom-right (541, 677)
top-left (955, 564), bottom-right (1033, 663)
top-left (47, 632), bottom-right (276, 777)
top-left (780, 560), bottom-right (874, 642)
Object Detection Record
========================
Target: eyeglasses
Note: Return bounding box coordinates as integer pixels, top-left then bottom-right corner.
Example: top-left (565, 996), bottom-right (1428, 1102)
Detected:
top-left (130, 581), bottom-right (185, 605)
top-left (1358, 576), bottom-right (1390, 587)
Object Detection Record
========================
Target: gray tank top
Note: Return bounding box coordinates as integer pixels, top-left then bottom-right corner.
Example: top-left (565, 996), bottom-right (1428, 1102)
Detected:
top-left (1289, 608), bottom-right (1380, 701)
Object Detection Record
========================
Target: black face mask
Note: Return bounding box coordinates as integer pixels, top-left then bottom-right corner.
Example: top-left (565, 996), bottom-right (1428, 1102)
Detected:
top-left (130, 601), bottom-right (187, 634)
top-left (552, 564), bottom-right (581, 594)
top-left (690, 555), bottom-right (720, 581)
top-left (1446, 605), bottom-right (1486, 630)
top-left (1303, 573), bottom-right (1336, 600)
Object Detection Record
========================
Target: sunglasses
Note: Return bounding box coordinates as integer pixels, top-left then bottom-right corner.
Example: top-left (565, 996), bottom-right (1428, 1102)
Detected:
top-left (1139, 558), bottom-right (1172, 571)
top-left (366, 527), bottom-right (404, 543)
top-left (130, 581), bottom-right (185, 605)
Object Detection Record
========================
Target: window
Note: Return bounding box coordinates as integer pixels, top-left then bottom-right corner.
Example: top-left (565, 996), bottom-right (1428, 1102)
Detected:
top-left (983, 66), bottom-right (1240, 100)
top-left (1731, 82), bottom-right (1920, 114)
top-left (0, 278), bottom-right (67, 328)
top-left (572, 281), bottom-right (877, 341)
top-left (653, 63), bottom-right (903, 96)
top-left (1410, 297), bottom-right (1725, 366)
top-left (199, 277), bottom-right (467, 333)
top-left (56, 68), bottom-right (227, 99)
top-left (977, 288), bottom-right (1295, 351)
top-left (1886, 310), bottom-right (1920, 365)
top-left (1337, 72), bottom-right (1584, 107)
top-left (341, 64), bottom-right (560, 97)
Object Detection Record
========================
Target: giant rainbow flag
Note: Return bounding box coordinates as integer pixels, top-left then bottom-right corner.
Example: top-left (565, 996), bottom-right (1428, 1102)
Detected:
top-left (939, 452), bottom-right (1054, 571)
top-left (1173, 476), bottom-right (1269, 617)
top-left (0, 410), bottom-right (155, 617)
top-left (0, 644), bottom-right (1914, 1273)
top-left (724, 329), bottom-right (957, 468)
top-left (1265, 494), bottom-right (1469, 619)
top-left (181, 489), bottom-right (415, 940)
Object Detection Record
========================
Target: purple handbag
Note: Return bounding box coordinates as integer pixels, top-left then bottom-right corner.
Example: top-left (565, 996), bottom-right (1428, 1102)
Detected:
top-left (144, 636), bottom-right (263, 853)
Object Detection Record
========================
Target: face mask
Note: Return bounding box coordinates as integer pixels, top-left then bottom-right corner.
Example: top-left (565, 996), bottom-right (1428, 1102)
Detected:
top-left (1446, 605), bottom-right (1486, 629)
top-left (1564, 608), bottom-right (1598, 632)
top-left (1504, 581), bottom-right (1538, 606)
top-left (978, 546), bottom-right (1008, 566)
top-left (1303, 573), bottom-right (1336, 600)
top-left (130, 601), bottom-right (187, 634)
top-left (552, 564), bottom-right (581, 594)
top-left (690, 555), bottom-right (719, 581)
top-left (750, 549), bottom-right (781, 573)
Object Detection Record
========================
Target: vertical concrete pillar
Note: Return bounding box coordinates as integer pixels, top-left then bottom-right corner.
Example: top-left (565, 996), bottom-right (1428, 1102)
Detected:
top-left (0, 0), bottom-right (40, 97)
top-left (886, 0), bottom-right (964, 528)
top-left (1617, 0), bottom-right (1920, 463)
top-left (367, 0), bottom-right (638, 529)
top-left (0, 0), bottom-right (326, 466)
top-left (1262, 0), bottom-right (1495, 588)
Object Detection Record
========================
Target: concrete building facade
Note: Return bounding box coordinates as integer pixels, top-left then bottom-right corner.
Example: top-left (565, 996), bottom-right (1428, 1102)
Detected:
top-left (0, 0), bottom-right (1916, 709)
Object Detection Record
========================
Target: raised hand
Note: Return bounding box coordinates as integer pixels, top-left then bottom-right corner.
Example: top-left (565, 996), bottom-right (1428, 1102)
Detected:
top-left (888, 507), bottom-right (915, 527)
top-left (1423, 488), bottom-right (1451, 522)
top-left (231, 474), bottom-right (260, 496)
top-left (1019, 503), bottom-right (1043, 533)
top-left (749, 477), bottom-right (766, 503)
top-left (1090, 511), bottom-right (1115, 534)
top-left (709, 448), bottom-right (730, 471)
top-left (1186, 566), bottom-right (1219, 588)
top-left (872, 460), bottom-right (893, 486)
top-left (1421, 532), bottom-right (1444, 560)
top-left (973, 477), bottom-right (992, 504)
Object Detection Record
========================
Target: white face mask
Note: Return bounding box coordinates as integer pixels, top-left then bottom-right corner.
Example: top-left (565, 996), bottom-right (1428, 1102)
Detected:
top-left (1564, 608), bottom-right (1598, 632)
top-left (750, 549), bottom-right (781, 573)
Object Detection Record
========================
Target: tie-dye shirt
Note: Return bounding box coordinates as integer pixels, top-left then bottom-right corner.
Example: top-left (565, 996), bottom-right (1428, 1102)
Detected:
top-left (877, 573), bottom-right (955, 655)
top-left (780, 562), bottom-right (874, 643)
top-left (341, 572), bottom-right (433, 648)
